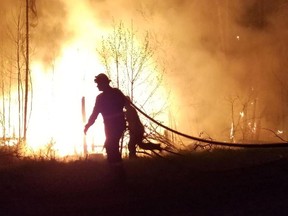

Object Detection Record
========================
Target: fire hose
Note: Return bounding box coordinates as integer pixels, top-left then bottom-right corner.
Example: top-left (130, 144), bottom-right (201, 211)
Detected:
top-left (131, 102), bottom-right (288, 148)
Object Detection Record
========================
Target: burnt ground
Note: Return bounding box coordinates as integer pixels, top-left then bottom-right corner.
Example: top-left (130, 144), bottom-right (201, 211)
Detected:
top-left (1, 149), bottom-right (288, 216)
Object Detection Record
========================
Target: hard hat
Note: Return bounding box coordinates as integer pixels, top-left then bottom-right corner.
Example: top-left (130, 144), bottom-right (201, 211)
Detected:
top-left (94, 73), bottom-right (111, 84)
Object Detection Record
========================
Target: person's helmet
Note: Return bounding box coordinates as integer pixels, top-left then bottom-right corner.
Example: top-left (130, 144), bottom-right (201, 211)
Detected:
top-left (94, 73), bottom-right (111, 84)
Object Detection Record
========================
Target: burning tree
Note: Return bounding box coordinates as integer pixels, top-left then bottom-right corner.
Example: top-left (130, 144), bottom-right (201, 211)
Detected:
top-left (98, 21), bottom-right (162, 100)
top-left (227, 90), bottom-right (261, 143)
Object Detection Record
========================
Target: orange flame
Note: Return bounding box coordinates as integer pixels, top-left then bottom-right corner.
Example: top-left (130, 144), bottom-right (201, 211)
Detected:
top-left (1, 1), bottom-right (168, 158)
top-left (27, 44), bottom-right (107, 157)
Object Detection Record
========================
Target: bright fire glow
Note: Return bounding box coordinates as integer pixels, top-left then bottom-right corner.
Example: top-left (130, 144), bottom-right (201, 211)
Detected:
top-left (25, 41), bottom-right (167, 157)
top-left (26, 44), bottom-right (107, 157)
top-left (1, 1), bottom-right (168, 158)
top-left (230, 122), bottom-right (234, 140)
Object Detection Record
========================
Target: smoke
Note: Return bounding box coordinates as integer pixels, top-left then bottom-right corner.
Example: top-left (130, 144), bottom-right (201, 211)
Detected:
top-left (1, 0), bottom-right (288, 142)
top-left (32, 0), bottom-right (68, 65)
top-left (123, 0), bottom-right (288, 140)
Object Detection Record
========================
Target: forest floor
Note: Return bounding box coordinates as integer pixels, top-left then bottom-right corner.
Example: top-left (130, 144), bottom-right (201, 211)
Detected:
top-left (1, 148), bottom-right (288, 216)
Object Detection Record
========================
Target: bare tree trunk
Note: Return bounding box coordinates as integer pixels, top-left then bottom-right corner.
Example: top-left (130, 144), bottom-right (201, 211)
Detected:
top-left (82, 96), bottom-right (87, 155)
top-left (16, 10), bottom-right (23, 143)
top-left (8, 60), bottom-right (12, 138)
top-left (1, 66), bottom-right (5, 142)
top-left (0, 43), bottom-right (5, 141)
top-left (23, 0), bottom-right (29, 142)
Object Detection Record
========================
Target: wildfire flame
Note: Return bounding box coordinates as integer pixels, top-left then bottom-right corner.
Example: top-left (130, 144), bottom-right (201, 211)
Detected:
top-left (25, 42), bottom-right (167, 157)
top-left (26, 43), bottom-right (107, 157)
top-left (1, 1), bottom-right (168, 158)
top-left (277, 130), bottom-right (283, 134)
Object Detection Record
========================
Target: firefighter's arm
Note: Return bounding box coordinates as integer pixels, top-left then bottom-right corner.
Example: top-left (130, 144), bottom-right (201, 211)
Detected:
top-left (84, 99), bottom-right (100, 134)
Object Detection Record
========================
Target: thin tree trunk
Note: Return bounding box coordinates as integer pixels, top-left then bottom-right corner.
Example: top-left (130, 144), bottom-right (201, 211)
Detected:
top-left (23, 0), bottom-right (29, 142)
top-left (82, 96), bottom-right (87, 155)
top-left (1, 56), bottom-right (5, 141)
top-left (17, 12), bottom-right (22, 142)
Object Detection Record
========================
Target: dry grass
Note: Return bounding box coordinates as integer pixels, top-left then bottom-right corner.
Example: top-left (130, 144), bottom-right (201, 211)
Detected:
top-left (1, 148), bottom-right (288, 216)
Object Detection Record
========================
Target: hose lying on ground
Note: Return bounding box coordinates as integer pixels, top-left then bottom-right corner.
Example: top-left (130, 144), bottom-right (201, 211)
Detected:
top-left (131, 102), bottom-right (288, 148)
